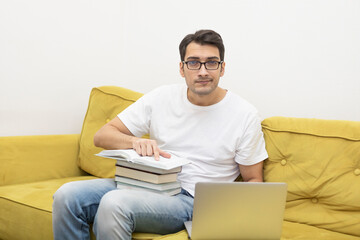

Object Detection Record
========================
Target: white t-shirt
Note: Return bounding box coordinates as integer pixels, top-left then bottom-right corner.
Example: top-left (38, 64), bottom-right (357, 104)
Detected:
top-left (118, 84), bottom-right (268, 196)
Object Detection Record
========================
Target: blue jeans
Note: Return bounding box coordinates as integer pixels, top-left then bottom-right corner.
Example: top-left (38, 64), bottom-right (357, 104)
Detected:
top-left (52, 178), bottom-right (194, 240)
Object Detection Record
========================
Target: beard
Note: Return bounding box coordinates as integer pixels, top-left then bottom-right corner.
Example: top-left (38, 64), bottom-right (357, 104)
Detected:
top-left (189, 78), bottom-right (217, 96)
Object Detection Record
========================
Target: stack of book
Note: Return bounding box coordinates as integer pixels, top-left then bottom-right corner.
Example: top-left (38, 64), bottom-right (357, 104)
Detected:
top-left (96, 149), bottom-right (191, 196)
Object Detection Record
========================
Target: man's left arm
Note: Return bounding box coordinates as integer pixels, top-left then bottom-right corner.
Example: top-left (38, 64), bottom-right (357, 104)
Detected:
top-left (239, 160), bottom-right (265, 182)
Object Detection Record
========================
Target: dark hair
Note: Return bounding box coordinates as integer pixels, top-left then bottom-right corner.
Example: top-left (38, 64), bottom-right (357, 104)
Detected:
top-left (179, 29), bottom-right (225, 61)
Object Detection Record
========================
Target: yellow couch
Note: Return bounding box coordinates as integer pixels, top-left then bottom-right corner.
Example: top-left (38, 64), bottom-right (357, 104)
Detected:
top-left (0, 86), bottom-right (359, 240)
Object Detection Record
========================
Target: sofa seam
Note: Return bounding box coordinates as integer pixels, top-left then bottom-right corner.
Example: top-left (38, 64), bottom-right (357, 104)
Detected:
top-left (95, 87), bottom-right (143, 102)
top-left (284, 220), bottom-right (360, 238)
top-left (0, 196), bottom-right (52, 214)
top-left (262, 126), bottom-right (360, 141)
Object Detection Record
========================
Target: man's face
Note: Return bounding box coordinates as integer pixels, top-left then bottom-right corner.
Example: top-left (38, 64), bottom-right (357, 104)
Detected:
top-left (180, 42), bottom-right (225, 97)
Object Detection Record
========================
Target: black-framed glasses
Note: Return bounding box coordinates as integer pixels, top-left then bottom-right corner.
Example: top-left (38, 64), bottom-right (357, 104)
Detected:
top-left (183, 60), bottom-right (223, 70)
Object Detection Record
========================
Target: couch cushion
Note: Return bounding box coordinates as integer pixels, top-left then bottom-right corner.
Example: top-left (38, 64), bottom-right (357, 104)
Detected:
top-left (153, 230), bottom-right (188, 240)
top-left (0, 176), bottom-right (97, 240)
top-left (152, 222), bottom-right (360, 240)
top-left (281, 221), bottom-right (360, 240)
top-left (0, 175), bottom-right (170, 240)
top-left (78, 86), bottom-right (143, 178)
top-left (261, 117), bottom-right (360, 237)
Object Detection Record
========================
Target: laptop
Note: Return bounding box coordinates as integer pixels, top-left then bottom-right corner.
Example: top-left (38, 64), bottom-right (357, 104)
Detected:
top-left (184, 182), bottom-right (287, 240)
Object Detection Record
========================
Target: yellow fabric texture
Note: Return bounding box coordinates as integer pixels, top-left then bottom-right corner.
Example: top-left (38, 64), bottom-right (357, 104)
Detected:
top-left (78, 86), bottom-right (143, 178)
top-left (262, 117), bottom-right (360, 238)
top-left (0, 176), bottom-right (97, 240)
top-left (280, 221), bottom-right (360, 240)
top-left (153, 230), bottom-right (188, 240)
top-left (132, 233), bottom-right (162, 240)
top-left (0, 134), bottom-right (85, 186)
top-left (153, 222), bottom-right (360, 240)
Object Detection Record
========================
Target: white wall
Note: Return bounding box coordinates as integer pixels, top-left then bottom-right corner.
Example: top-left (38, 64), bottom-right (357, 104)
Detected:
top-left (1, 0), bottom-right (359, 136)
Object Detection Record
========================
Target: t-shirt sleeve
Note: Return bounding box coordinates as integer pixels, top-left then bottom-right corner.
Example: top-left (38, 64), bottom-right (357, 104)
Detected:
top-left (117, 94), bottom-right (152, 138)
top-left (235, 112), bottom-right (268, 166)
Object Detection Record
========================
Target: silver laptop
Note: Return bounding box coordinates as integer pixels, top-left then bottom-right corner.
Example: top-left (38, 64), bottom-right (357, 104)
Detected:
top-left (184, 182), bottom-right (287, 240)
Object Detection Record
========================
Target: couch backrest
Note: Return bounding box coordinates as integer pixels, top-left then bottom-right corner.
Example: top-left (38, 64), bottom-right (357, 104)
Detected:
top-left (0, 134), bottom-right (84, 186)
top-left (78, 86), bottom-right (143, 178)
top-left (262, 117), bottom-right (360, 237)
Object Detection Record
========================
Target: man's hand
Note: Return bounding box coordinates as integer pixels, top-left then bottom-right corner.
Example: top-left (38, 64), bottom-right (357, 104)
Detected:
top-left (94, 117), bottom-right (170, 160)
top-left (132, 138), bottom-right (171, 161)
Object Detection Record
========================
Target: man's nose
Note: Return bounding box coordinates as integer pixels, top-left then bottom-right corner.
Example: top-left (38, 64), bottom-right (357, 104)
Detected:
top-left (198, 64), bottom-right (209, 75)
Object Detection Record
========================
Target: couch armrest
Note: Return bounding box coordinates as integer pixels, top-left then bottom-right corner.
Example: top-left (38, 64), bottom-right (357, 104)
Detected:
top-left (0, 134), bottom-right (88, 186)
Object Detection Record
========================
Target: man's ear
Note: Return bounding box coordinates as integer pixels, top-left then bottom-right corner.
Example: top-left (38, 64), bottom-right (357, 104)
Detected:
top-left (220, 61), bottom-right (225, 77)
top-left (179, 61), bottom-right (185, 77)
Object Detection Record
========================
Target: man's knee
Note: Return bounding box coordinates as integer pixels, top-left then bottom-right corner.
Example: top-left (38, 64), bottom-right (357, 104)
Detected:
top-left (53, 182), bottom-right (78, 207)
top-left (97, 189), bottom-right (135, 217)
top-left (94, 190), bottom-right (136, 239)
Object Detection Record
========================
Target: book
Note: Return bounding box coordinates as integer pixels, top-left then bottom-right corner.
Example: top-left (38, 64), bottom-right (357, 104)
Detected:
top-left (96, 149), bottom-right (190, 171)
top-left (115, 161), bottom-right (181, 175)
top-left (116, 181), bottom-right (182, 196)
top-left (115, 166), bottom-right (178, 184)
top-left (115, 175), bottom-right (181, 191)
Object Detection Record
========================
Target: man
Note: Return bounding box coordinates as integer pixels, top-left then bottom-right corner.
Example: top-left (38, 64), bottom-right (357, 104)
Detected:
top-left (52, 29), bottom-right (268, 240)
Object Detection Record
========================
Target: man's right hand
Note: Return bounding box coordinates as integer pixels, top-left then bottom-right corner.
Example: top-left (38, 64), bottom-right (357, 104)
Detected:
top-left (94, 117), bottom-right (170, 161)
top-left (132, 138), bottom-right (171, 161)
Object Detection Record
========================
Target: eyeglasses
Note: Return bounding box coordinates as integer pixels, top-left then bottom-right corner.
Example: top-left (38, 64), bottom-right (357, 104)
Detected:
top-left (183, 60), bottom-right (223, 70)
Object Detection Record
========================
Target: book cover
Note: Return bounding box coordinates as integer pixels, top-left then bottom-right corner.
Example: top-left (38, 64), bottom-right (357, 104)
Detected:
top-left (115, 166), bottom-right (178, 184)
top-left (96, 149), bottom-right (191, 170)
top-left (115, 175), bottom-right (181, 191)
top-left (116, 182), bottom-right (182, 196)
